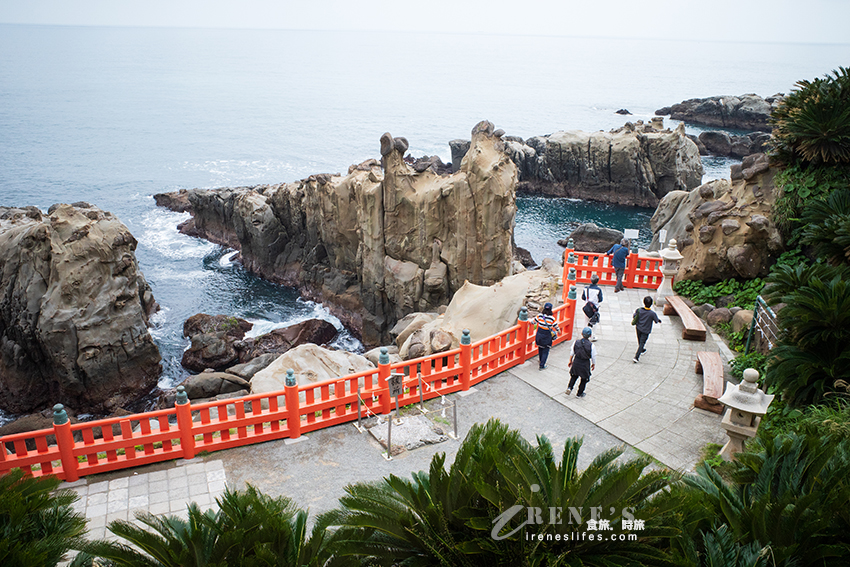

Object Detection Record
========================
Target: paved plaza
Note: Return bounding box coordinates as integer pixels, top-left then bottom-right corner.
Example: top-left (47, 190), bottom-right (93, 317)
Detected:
top-left (61, 284), bottom-right (735, 541)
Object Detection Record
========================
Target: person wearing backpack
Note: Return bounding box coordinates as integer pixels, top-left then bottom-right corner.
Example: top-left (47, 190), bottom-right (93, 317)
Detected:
top-left (632, 296), bottom-right (661, 363)
top-left (566, 327), bottom-right (596, 398)
top-left (533, 302), bottom-right (560, 370)
top-left (581, 275), bottom-right (603, 341)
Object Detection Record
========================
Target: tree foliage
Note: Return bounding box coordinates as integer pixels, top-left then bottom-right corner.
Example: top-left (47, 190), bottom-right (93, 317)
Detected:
top-left (770, 66), bottom-right (850, 166)
top-left (0, 469), bottom-right (87, 567)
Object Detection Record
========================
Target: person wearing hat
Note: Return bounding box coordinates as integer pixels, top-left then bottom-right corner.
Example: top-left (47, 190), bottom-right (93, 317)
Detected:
top-left (566, 327), bottom-right (596, 397)
top-left (533, 302), bottom-right (560, 370)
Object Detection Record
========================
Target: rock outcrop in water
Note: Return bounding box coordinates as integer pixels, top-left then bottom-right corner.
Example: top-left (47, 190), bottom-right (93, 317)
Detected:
top-left (156, 121), bottom-right (517, 346)
top-left (0, 203), bottom-right (161, 414)
top-left (454, 121), bottom-right (703, 208)
top-left (655, 94), bottom-right (785, 132)
top-left (650, 154), bottom-right (783, 282)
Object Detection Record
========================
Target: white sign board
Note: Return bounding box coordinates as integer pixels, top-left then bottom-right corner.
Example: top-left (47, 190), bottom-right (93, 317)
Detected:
top-left (623, 229), bottom-right (640, 241)
top-left (658, 229), bottom-right (668, 246)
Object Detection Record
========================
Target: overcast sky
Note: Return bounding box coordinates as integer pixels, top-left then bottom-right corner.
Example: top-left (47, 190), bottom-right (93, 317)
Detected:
top-left (1, 0), bottom-right (848, 44)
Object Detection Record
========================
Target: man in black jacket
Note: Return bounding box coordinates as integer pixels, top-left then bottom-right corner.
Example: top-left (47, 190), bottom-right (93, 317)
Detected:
top-left (632, 296), bottom-right (661, 363)
top-left (566, 327), bottom-right (597, 398)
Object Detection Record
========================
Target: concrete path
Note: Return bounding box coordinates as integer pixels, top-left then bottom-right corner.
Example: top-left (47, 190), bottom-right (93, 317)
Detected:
top-left (61, 284), bottom-right (735, 541)
top-left (510, 287), bottom-right (731, 471)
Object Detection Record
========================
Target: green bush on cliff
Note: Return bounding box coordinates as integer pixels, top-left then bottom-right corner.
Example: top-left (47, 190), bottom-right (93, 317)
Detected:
top-left (773, 162), bottom-right (850, 240)
top-left (770, 66), bottom-right (850, 166)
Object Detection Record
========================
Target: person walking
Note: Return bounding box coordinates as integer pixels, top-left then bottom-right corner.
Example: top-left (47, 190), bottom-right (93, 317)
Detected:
top-left (606, 238), bottom-right (631, 292)
top-left (632, 296), bottom-right (661, 363)
top-left (533, 302), bottom-right (560, 370)
top-left (566, 327), bottom-right (596, 397)
top-left (581, 275), bottom-right (603, 341)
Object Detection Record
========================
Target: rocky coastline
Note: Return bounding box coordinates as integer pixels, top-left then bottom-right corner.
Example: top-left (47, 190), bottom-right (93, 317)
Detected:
top-left (0, 107), bottom-right (783, 429)
top-left (655, 93), bottom-right (784, 132)
top-left (452, 120), bottom-right (704, 208)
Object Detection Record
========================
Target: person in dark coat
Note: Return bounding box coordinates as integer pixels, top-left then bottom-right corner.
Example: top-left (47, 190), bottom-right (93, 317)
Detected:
top-left (533, 302), bottom-right (560, 370)
top-left (566, 327), bottom-right (597, 398)
top-left (632, 296), bottom-right (661, 363)
top-left (606, 238), bottom-right (630, 292)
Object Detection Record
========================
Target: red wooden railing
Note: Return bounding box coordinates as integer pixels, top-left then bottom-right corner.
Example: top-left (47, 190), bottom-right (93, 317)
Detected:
top-left (561, 241), bottom-right (664, 302)
top-left (0, 246), bottom-right (660, 482)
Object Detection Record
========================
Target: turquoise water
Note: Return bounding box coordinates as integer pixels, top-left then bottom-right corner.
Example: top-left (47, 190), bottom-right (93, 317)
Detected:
top-left (1, 25), bottom-right (847, 411)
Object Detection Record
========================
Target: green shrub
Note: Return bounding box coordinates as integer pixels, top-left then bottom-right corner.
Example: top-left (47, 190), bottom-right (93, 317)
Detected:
top-left (730, 352), bottom-right (767, 381)
top-left (674, 278), bottom-right (763, 310)
top-left (0, 469), bottom-right (87, 566)
top-left (773, 162), bottom-right (850, 240)
top-left (770, 66), bottom-right (850, 166)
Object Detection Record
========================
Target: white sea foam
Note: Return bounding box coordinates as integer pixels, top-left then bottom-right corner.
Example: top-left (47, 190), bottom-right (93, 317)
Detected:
top-left (137, 208), bottom-right (217, 260)
top-left (219, 250), bottom-right (239, 267)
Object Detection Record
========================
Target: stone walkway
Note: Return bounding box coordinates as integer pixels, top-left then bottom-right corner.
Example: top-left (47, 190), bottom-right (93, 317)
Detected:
top-left (510, 287), bottom-right (731, 470)
top-left (60, 284), bottom-right (735, 545)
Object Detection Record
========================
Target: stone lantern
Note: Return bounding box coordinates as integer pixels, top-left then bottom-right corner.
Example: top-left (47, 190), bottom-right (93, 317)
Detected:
top-left (717, 368), bottom-right (774, 460)
top-left (655, 239), bottom-right (683, 310)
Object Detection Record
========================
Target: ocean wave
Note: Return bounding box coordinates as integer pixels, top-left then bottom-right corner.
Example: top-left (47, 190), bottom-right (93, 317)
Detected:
top-left (137, 208), bottom-right (217, 260)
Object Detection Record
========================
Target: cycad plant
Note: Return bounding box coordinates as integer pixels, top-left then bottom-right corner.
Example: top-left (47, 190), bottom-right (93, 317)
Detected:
top-left (761, 263), bottom-right (850, 405)
top-left (76, 484), bottom-right (336, 566)
top-left (800, 188), bottom-right (850, 265)
top-left (0, 468), bottom-right (87, 567)
top-left (680, 433), bottom-right (850, 567)
top-left (327, 419), bottom-right (682, 566)
top-left (770, 67), bottom-right (850, 166)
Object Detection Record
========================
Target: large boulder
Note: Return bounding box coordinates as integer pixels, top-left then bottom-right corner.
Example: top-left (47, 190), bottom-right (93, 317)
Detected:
top-left (560, 223), bottom-right (624, 253)
top-left (250, 344), bottom-right (375, 395)
top-left (649, 158), bottom-right (783, 282)
top-left (0, 204), bottom-right (161, 414)
top-left (698, 131), bottom-right (772, 158)
top-left (732, 309), bottom-right (754, 333)
top-left (226, 353), bottom-right (279, 380)
top-left (180, 372), bottom-right (249, 400)
top-left (180, 314), bottom-right (252, 373)
top-left (399, 262), bottom-right (560, 359)
top-left (156, 121), bottom-right (517, 346)
top-left (656, 94), bottom-right (785, 132)
top-left (237, 319), bottom-right (337, 362)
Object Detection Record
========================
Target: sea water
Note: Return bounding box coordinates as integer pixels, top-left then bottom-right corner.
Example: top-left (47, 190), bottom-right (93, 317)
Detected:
top-left (1, 25), bottom-right (847, 413)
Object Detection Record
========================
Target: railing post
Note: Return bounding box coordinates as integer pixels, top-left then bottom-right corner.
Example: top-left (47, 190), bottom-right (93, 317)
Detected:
top-left (565, 266), bottom-right (578, 340)
top-left (563, 250), bottom-right (577, 302)
top-left (285, 369), bottom-right (301, 439)
top-left (53, 404), bottom-right (78, 482)
top-left (460, 329), bottom-right (472, 390)
top-left (517, 307), bottom-right (530, 362)
top-left (175, 386), bottom-right (195, 460)
top-left (565, 284), bottom-right (578, 340)
top-left (378, 347), bottom-right (392, 415)
top-left (562, 238), bottom-right (575, 297)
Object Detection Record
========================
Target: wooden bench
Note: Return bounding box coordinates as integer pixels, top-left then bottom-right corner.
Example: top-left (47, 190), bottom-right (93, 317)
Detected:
top-left (694, 351), bottom-right (725, 414)
top-left (664, 295), bottom-right (706, 341)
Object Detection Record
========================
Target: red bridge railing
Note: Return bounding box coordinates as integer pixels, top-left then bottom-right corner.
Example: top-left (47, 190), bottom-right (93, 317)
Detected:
top-left (560, 241), bottom-right (664, 302)
top-left (0, 281), bottom-right (580, 482)
top-left (1, 246), bottom-right (661, 482)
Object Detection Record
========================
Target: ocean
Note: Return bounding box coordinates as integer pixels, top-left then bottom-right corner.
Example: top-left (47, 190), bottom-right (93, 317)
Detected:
top-left (1, 24), bottom-right (848, 411)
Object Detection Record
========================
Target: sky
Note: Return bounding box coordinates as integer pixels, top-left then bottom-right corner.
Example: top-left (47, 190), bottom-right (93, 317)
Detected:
top-left (1, 0), bottom-right (848, 44)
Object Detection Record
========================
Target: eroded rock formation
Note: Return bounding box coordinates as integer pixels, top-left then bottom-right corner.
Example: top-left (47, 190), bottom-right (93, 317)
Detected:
top-left (0, 203), bottom-right (161, 414)
top-left (156, 121), bottom-right (517, 346)
top-left (649, 154), bottom-right (783, 282)
top-left (456, 121), bottom-right (703, 208)
top-left (656, 94), bottom-right (785, 132)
